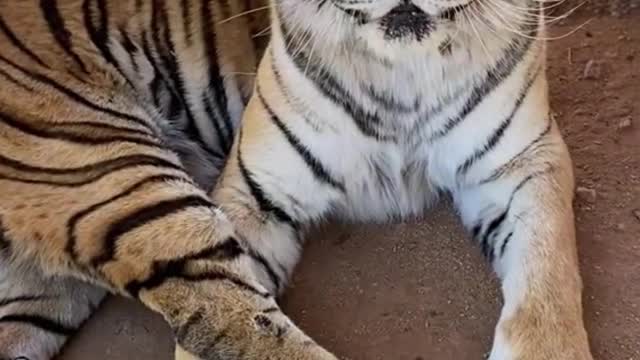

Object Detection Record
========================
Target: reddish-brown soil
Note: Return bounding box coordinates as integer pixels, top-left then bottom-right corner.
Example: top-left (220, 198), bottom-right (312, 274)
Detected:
top-left (60, 6), bottom-right (640, 360)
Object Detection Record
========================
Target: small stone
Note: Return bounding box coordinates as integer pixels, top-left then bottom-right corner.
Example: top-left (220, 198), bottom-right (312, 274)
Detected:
top-left (633, 209), bottom-right (640, 223)
top-left (573, 108), bottom-right (589, 116)
top-left (576, 186), bottom-right (597, 203)
top-left (583, 60), bottom-right (602, 80)
top-left (616, 223), bottom-right (626, 232)
top-left (617, 117), bottom-right (633, 130)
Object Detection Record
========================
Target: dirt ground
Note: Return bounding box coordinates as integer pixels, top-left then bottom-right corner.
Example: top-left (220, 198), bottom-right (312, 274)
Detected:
top-left (59, 5), bottom-right (639, 360)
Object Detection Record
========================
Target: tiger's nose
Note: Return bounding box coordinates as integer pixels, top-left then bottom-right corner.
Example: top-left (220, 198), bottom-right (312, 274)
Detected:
top-left (380, 1), bottom-right (434, 40)
top-left (389, 1), bottom-right (425, 17)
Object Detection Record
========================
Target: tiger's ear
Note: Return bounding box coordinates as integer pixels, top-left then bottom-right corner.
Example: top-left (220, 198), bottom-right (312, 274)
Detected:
top-left (175, 344), bottom-right (202, 360)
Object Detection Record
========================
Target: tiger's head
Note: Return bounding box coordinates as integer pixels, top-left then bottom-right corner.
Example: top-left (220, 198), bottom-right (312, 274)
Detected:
top-left (274, 0), bottom-right (541, 63)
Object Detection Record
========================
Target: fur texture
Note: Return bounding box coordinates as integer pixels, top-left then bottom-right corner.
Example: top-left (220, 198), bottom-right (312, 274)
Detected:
top-left (0, 0), bottom-right (592, 359)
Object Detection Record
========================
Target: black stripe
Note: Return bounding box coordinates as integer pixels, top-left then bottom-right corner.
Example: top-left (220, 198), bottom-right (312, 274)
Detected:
top-left (509, 169), bottom-right (550, 204)
top-left (180, 0), bottom-right (193, 46)
top-left (0, 219), bottom-right (10, 253)
top-left (119, 27), bottom-right (139, 73)
top-left (428, 24), bottom-right (538, 141)
top-left (157, 0), bottom-right (196, 124)
top-left (473, 169), bottom-right (551, 262)
top-left (201, 0), bottom-right (234, 140)
top-left (276, 14), bottom-right (390, 141)
top-left (40, 0), bottom-right (89, 73)
top-left (82, 0), bottom-right (128, 80)
top-left (178, 269), bottom-right (270, 298)
top-left (0, 314), bottom-right (75, 336)
top-left (316, 0), bottom-right (329, 10)
top-left (246, 249), bottom-right (281, 293)
top-left (152, 0), bottom-right (212, 156)
top-left (438, 37), bottom-right (453, 56)
top-left (91, 196), bottom-right (215, 266)
top-left (0, 154), bottom-right (182, 187)
top-left (479, 211), bottom-right (507, 261)
top-left (500, 232), bottom-right (513, 257)
top-left (471, 224), bottom-right (481, 239)
top-left (137, 265), bottom-right (270, 299)
top-left (0, 295), bottom-right (49, 308)
top-left (439, 3), bottom-right (472, 21)
top-left (0, 110), bottom-right (160, 148)
top-left (140, 31), bottom-right (166, 108)
top-left (362, 83), bottom-right (418, 114)
top-left (0, 153), bottom-right (179, 176)
top-left (457, 67), bottom-right (541, 176)
top-left (125, 237), bottom-right (245, 297)
top-left (0, 67), bottom-right (33, 91)
top-left (52, 120), bottom-right (153, 138)
top-left (150, 0), bottom-right (171, 84)
top-left (203, 93), bottom-right (231, 152)
top-left (65, 174), bottom-right (189, 261)
top-left (0, 54), bottom-right (152, 132)
top-left (237, 139), bottom-right (298, 229)
top-left (0, 14), bottom-right (48, 68)
top-left (136, 31), bottom-right (226, 165)
top-left (481, 118), bottom-right (552, 184)
top-left (332, 3), bottom-right (369, 24)
top-left (270, 57), bottom-right (323, 132)
top-left (174, 308), bottom-right (205, 342)
top-left (150, 75), bottom-right (164, 107)
top-left (256, 87), bottom-right (345, 192)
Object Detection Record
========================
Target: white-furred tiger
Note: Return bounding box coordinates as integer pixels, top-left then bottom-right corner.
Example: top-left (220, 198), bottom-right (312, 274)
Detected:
top-left (0, 1), bottom-right (593, 360)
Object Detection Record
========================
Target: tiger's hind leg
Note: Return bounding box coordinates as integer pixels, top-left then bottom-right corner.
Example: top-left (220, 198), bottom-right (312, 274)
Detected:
top-left (0, 257), bottom-right (105, 360)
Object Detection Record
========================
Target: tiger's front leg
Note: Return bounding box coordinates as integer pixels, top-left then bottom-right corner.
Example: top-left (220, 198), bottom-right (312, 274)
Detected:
top-left (454, 122), bottom-right (593, 359)
top-left (187, 80), bottom-right (346, 360)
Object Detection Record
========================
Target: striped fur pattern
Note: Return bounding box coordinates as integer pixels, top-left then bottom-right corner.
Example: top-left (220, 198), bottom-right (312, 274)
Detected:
top-left (0, 1), bottom-right (593, 360)
top-left (210, 0), bottom-right (594, 359)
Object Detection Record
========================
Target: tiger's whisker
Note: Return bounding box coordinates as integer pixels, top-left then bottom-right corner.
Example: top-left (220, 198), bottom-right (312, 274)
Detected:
top-left (217, 5), bottom-right (273, 25)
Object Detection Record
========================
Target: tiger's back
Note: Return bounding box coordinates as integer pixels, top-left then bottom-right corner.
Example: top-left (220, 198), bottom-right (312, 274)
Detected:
top-left (0, 0), bottom-right (267, 186)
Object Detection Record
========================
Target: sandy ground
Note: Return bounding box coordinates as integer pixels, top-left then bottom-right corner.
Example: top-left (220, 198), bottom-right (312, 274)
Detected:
top-left (59, 6), bottom-right (640, 360)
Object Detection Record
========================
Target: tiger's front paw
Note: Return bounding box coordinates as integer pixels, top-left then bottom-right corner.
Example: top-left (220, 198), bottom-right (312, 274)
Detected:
top-left (173, 324), bottom-right (337, 360)
top-left (175, 337), bottom-right (337, 360)
top-left (489, 306), bottom-right (593, 360)
top-left (143, 276), bottom-right (337, 360)
top-left (170, 298), bottom-right (337, 360)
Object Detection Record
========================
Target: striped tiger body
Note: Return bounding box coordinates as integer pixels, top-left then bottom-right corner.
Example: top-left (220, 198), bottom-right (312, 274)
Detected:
top-left (0, 1), bottom-right (594, 360)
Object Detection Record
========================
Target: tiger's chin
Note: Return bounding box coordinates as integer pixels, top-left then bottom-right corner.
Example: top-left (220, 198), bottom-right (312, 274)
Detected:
top-left (350, 1), bottom-right (474, 63)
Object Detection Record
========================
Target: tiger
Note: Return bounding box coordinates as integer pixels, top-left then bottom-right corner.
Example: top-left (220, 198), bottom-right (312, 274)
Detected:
top-left (0, 0), bottom-right (594, 360)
